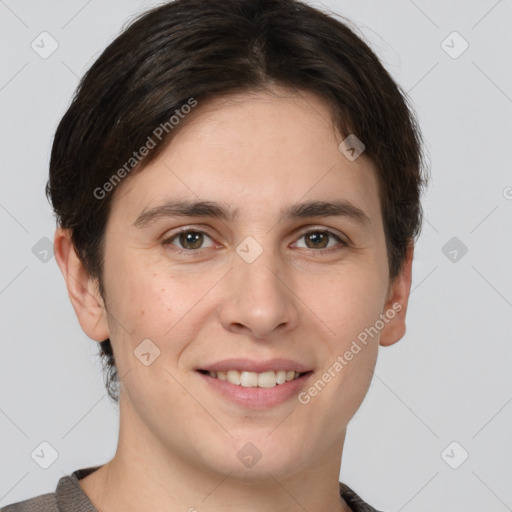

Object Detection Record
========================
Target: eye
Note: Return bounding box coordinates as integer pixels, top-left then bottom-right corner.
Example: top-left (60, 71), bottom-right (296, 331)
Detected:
top-left (165, 230), bottom-right (216, 250)
top-left (292, 229), bottom-right (345, 250)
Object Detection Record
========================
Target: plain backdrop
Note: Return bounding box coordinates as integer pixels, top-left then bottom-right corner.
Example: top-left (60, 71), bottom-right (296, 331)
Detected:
top-left (0, 1), bottom-right (511, 511)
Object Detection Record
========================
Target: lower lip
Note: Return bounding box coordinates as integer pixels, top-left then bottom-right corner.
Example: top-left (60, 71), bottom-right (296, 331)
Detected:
top-left (197, 371), bottom-right (313, 409)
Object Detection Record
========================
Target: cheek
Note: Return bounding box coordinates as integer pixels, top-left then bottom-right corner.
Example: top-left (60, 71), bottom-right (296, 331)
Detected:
top-left (101, 262), bottom-right (190, 405)
top-left (105, 270), bottom-right (170, 338)
top-left (102, 252), bottom-right (225, 364)
top-left (301, 264), bottom-right (388, 347)
top-left (298, 272), bottom-right (384, 432)
top-left (301, 262), bottom-right (388, 419)
top-left (100, 257), bottom-right (176, 383)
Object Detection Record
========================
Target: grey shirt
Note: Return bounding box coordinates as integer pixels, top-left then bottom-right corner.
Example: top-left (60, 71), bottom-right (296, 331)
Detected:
top-left (1, 466), bottom-right (383, 512)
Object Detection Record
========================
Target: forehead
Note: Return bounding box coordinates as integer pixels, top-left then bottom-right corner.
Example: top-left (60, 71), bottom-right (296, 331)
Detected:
top-left (110, 88), bottom-right (381, 228)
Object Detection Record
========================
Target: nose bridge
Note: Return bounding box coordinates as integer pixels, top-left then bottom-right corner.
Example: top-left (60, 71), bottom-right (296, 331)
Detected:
top-left (234, 231), bottom-right (279, 283)
top-left (238, 242), bottom-right (283, 295)
top-left (218, 239), bottom-right (299, 338)
top-left (235, 241), bottom-right (286, 305)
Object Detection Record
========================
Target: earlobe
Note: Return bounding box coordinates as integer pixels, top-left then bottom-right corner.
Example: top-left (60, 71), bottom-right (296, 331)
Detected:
top-left (379, 243), bottom-right (414, 347)
top-left (53, 228), bottom-right (110, 342)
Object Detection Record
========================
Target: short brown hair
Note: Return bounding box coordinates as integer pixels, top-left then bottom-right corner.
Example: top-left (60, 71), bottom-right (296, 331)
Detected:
top-left (47, 0), bottom-right (427, 403)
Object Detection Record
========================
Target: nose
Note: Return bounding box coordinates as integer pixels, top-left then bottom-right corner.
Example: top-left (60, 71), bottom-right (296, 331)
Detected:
top-left (217, 251), bottom-right (300, 340)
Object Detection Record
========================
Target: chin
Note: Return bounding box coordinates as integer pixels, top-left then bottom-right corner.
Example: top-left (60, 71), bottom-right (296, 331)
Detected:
top-left (198, 435), bottom-right (310, 482)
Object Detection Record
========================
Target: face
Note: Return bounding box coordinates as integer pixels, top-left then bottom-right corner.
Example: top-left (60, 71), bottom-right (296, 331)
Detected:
top-left (70, 88), bottom-right (411, 481)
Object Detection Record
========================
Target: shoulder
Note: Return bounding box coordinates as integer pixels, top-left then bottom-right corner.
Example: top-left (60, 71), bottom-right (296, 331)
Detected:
top-left (339, 481), bottom-right (385, 512)
top-left (0, 491), bottom-right (58, 512)
top-left (1, 466), bottom-right (101, 512)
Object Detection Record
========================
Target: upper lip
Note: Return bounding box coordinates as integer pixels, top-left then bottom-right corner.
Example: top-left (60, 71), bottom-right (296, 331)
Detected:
top-left (197, 358), bottom-right (313, 373)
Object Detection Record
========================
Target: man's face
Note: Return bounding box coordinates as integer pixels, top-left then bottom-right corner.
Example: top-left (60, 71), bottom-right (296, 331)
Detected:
top-left (97, 88), bottom-right (405, 479)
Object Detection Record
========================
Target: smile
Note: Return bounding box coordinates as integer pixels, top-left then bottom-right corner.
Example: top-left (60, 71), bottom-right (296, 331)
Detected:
top-left (198, 369), bottom-right (306, 388)
top-left (195, 358), bottom-right (314, 408)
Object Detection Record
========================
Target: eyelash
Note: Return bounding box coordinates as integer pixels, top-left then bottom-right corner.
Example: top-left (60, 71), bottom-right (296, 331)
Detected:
top-left (162, 227), bottom-right (348, 254)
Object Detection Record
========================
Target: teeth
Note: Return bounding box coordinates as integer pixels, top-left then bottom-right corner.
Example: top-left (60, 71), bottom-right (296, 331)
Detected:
top-left (226, 370), bottom-right (241, 385)
top-left (276, 370), bottom-right (287, 385)
top-left (258, 371), bottom-right (277, 388)
top-left (240, 371), bottom-right (258, 387)
top-left (207, 369), bottom-right (303, 388)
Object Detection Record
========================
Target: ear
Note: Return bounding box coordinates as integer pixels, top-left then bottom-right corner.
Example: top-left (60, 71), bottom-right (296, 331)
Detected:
top-left (53, 228), bottom-right (110, 342)
top-left (379, 243), bottom-right (414, 347)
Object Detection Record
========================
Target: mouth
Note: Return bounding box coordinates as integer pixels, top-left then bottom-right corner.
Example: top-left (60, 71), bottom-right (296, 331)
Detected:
top-left (196, 369), bottom-right (311, 388)
top-left (196, 368), bottom-right (313, 409)
top-left (195, 358), bottom-right (314, 408)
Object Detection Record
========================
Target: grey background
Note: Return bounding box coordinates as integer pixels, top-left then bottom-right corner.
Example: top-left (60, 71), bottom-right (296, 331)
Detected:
top-left (1, 1), bottom-right (511, 511)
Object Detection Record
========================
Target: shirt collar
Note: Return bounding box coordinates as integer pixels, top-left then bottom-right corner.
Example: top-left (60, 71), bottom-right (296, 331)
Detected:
top-left (55, 466), bottom-right (381, 512)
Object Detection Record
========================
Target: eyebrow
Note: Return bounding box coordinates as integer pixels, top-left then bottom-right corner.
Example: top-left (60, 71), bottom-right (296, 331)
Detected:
top-left (133, 199), bottom-right (371, 228)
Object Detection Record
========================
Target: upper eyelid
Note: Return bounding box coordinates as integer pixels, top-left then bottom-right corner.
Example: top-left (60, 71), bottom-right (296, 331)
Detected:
top-left (294, 225), bottom-right (344, 237)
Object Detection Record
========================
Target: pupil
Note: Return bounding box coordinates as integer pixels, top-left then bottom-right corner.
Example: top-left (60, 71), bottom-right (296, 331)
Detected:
top-left (306, 232), bottom-right (328, 249)
top-left (180, 232), bottom-right (203, 249)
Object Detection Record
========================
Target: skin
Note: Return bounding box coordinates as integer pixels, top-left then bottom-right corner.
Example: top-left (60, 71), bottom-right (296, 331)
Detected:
top-left (55, 87), bottom-right (413, 512)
